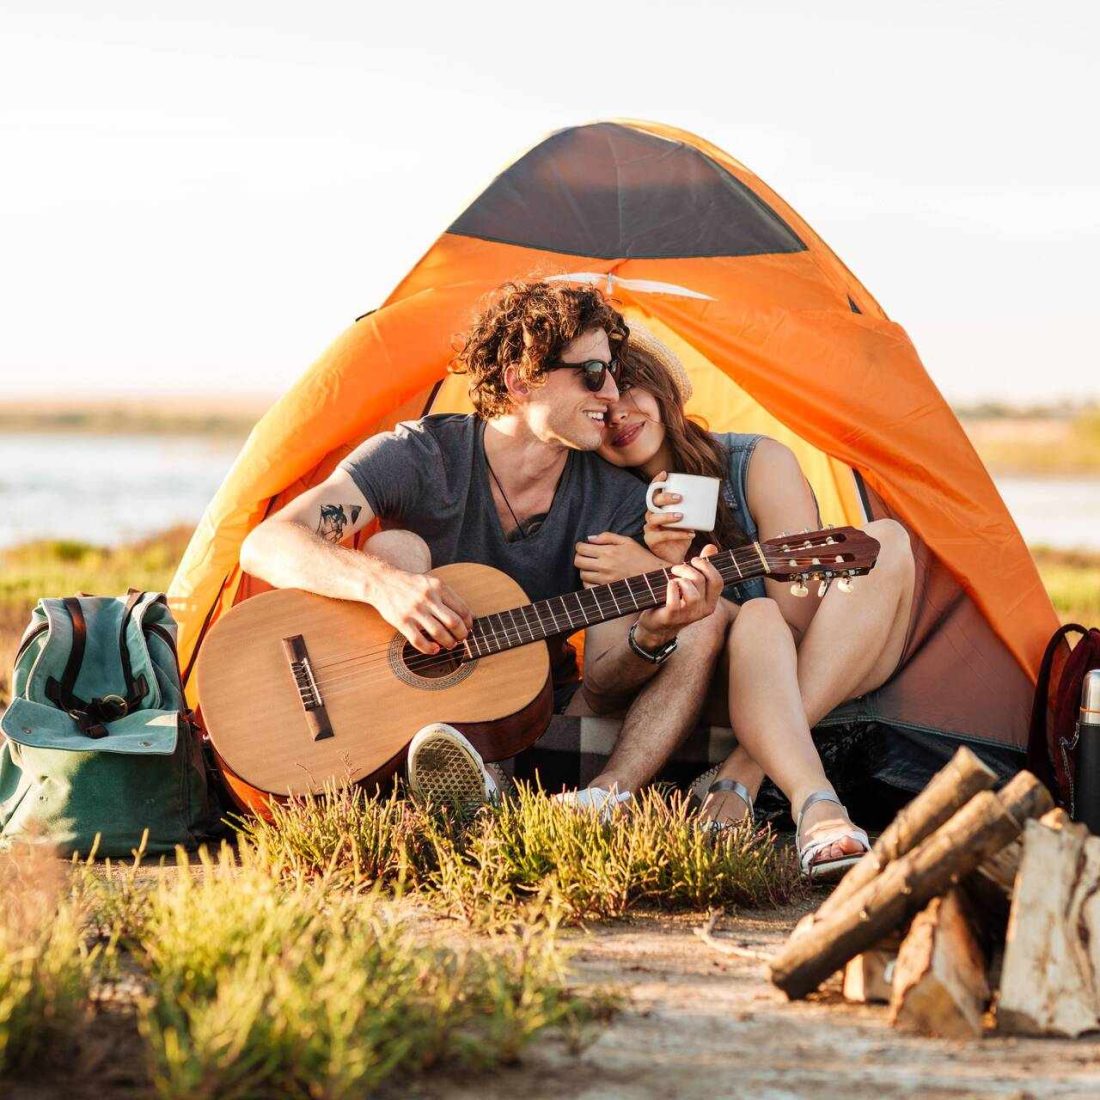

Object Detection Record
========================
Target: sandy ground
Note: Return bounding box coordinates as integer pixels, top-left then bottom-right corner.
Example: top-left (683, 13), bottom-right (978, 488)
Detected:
top-left (408, 903), bottom-right (1100, 1100)
top-left (9, 894), bottom-right (1100, 1100)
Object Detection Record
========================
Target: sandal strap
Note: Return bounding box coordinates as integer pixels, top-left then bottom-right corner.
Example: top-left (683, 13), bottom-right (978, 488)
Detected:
top-left (706, 778), bottom-right (754, 818)
top-left (795, 788), bottom-right (845, 843)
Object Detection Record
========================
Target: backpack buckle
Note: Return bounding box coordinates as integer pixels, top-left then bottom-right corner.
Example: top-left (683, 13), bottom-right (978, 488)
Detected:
top-left (97, 694), bottom-right (130, 720)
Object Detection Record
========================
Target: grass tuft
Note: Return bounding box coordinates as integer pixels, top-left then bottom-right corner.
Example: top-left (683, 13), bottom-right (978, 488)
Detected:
top-left (0, 842), bottom-right (93, 1076)
top-left (241, 783), bottom-right (807, 925)
top-left (134, 845), bottom-right (596, 1099)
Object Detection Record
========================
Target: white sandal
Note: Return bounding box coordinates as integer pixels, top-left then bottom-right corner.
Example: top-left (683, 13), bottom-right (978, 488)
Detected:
top-left (691, 766), bottom-right (755, 830)
top-left (796, 789), bottom-right (870, 883)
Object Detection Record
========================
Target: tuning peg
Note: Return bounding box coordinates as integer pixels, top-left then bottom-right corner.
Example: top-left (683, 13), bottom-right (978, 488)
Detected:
top-left (818, 577), bottom-right (832, 598)
top-left (790, 577), bottom-right (809, 598)
top-left (837, 576), bottom-right (853, 594)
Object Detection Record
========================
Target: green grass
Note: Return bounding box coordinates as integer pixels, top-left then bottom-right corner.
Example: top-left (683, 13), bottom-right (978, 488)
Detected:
top-left (237, 783), bottom-right (807, 926)
top-left (0, 843), bottom-right (93, 1076)
top-left (133, 847), bottom-right (595, 1100)
top-left (1, 841), bottom-right (607, 1097)
top-left (1032, 545), bottom-right (1100, 625)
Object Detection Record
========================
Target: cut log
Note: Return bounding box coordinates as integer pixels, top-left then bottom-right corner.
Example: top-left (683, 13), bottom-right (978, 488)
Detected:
top-left (997, 817), bottom-right (1100, 1037)
top-left (770, 771), bottom-right (1052, 1000)
top-left (818, 747), bottom-right (997, 920)
top-left (889, 890), bottom-right (990, 1037)
top-left (843, 948), bottom-right (897, 1004)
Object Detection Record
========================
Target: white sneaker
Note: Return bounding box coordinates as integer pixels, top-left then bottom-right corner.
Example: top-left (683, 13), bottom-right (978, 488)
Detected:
top-left (552, 786), bottom-right (632, 822)
top-left (406, 724), bottom-right (501, 810)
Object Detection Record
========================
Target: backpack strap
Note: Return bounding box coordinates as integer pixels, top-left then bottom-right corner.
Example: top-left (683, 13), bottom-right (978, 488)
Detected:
top-left (44, 596), bottom-right (89, 712)
top-left (118, 588), bottom-right (150, 710)
top-left (1027, 622), bottom-right (1087, 801)
top-left (43, 597), bottom-right (111, 739)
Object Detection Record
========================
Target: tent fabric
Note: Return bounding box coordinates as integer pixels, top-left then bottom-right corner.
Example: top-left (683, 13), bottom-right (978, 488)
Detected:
top-left (169, 119), bottom-right (1058, 812)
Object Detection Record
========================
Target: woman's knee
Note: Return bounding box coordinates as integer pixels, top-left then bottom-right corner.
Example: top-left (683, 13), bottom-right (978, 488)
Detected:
top-left (363, 529), bottom-right (432, 573)
top-left (863, 519), bottom-right (914, 581)
top-left (725, 597), bottom-right (787, 654)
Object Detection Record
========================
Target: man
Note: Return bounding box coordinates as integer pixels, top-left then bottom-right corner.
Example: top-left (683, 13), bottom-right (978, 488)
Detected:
top-left (240, 280), bottom-right (724, 811)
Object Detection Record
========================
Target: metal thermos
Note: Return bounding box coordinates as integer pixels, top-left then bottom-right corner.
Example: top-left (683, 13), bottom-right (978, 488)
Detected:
top-left (1074, 670), bottom-right (1100, 834)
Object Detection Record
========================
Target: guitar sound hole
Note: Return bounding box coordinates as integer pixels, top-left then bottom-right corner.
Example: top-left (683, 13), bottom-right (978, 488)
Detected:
top-left (401, 642), bottom-right (463, 679)
top-left (388, 634), bottom-right (476, 690)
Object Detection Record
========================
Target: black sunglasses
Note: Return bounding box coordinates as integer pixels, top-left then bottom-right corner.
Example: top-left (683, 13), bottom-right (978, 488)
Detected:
top-left (545, 357), bottom-right (621, 393)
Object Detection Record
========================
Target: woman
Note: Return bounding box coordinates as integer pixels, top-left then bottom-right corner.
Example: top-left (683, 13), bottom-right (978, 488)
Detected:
top-left (574, 323), bottom-right (916, 880)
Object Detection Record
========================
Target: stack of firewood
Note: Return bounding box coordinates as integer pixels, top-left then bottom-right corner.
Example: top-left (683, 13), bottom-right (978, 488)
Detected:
top-left (770, 749), bottom-right (1100, 1038)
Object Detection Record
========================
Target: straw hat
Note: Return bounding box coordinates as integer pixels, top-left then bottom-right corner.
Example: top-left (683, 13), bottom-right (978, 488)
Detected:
top-left (621, 319), bottom-right (693, 403)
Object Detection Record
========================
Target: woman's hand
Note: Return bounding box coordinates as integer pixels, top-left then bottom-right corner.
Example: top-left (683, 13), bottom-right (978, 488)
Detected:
top-left (644, 471), bottom-right (694, 565)
top-left (574, 532), bottom-right (664, 587)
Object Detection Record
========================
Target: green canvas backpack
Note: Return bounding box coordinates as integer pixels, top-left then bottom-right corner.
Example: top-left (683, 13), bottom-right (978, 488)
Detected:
top-left (0, 590), bottom-right (217, 857)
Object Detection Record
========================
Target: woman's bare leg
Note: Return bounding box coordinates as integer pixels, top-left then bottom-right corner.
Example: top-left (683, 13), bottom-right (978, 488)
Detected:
top-left (700, 519), bottom-right (915, 859)
top-left (797, 519), bottom-right (916, 727)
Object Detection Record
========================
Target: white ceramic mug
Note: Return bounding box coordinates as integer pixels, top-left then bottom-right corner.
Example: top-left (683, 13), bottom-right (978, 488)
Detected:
top-left (645, 473), bottom-right (721, 532)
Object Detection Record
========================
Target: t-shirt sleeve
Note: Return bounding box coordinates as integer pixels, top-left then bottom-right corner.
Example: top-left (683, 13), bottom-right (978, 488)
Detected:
top-left (605, 477), bottom-right (647, 542)
top-left (339, 423), bottom-right (431, 522)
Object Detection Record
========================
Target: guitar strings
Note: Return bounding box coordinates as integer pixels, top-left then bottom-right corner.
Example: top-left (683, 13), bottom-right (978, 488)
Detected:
top-left (306, 551), bottom-right (842, 689)
top-left (296, 553), bottom-right (843, 696)
top-left (306, 559), bottom-right (753, 685)
top-left (306, 547), bottom-right (814, 673)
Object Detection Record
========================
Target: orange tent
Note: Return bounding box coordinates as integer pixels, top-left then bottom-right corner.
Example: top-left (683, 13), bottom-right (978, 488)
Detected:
top-left (169, 120), bottom-right (1057, 811)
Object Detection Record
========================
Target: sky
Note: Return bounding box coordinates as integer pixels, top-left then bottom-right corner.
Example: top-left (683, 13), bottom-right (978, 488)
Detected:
top-left (1, 1), bottom-right (1097, 405)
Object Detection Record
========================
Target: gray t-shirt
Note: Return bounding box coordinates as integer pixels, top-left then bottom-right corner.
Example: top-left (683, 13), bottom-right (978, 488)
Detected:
top-left (340, 414), bottom-right (648, 679)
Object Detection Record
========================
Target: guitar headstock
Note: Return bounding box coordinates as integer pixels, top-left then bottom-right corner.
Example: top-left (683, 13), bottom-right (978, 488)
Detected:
top-left (759, 526), bottom-right (881, 596)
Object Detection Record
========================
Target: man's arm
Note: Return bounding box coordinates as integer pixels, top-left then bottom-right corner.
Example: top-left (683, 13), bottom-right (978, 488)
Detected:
top-left (239, 467), bottom-right (472, 654)
top-left (581, 549), bottom-right (724, 712)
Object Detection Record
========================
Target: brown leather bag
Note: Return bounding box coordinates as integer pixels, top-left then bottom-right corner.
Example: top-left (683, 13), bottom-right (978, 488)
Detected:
top-left (1027, 623), bottom-right (1100, 810)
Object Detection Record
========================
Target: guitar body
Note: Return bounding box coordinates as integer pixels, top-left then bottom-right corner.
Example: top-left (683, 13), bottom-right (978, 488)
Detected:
top-left (196, 563), bottom-right (552, 800)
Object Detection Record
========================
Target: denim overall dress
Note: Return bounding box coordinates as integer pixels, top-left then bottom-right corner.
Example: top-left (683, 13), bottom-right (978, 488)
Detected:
top-left (713, 431), bottom-right (768, 604)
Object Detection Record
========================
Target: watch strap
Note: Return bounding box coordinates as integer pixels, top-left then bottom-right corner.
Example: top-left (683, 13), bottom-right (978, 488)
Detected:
top-left (628, 621), bottom-right (678, 664)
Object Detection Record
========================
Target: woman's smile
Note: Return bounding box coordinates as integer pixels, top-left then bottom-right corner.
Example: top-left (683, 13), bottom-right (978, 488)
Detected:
top-left (610, 420), bottom-right (645, 448)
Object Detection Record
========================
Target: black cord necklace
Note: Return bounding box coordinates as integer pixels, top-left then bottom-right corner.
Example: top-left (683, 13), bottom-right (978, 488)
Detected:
top-left (486, 459), bottom-right (528, 541)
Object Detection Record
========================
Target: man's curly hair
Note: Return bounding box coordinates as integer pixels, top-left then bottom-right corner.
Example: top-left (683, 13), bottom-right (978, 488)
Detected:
top-left (452, 280), bottom-right (629, 419)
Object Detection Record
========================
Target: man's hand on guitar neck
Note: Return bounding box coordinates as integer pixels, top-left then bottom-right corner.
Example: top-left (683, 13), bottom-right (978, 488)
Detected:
top-left (632, 545), bottom-right (725, 650)
top-left (582, 546), bottom-right (724, 708)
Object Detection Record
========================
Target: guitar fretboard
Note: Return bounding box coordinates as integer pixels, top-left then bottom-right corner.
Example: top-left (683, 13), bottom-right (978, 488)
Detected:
top-left (464, 543), bottom-right (767, 658)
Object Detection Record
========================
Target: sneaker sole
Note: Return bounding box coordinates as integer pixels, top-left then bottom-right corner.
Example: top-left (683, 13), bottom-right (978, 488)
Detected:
top-left (408, 730), bottom-right (491, 810)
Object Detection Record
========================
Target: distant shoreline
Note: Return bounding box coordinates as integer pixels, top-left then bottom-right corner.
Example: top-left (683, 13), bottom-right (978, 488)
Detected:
top-left (0, 397), bottom-right (273, 439)
top-left (2, 400), bottom-right (1098, 476)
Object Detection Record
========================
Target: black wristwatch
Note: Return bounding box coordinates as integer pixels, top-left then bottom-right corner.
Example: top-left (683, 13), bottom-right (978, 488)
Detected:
top-left (628, 621), bottom-right (678, 665)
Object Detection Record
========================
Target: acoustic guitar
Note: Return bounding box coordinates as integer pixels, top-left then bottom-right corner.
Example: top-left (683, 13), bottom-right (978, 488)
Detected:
top-left (196, 526), bottom-right (880, 796)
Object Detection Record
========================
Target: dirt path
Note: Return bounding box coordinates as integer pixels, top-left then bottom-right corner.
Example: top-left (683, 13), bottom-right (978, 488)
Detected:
top-left (410, 903), bottom-right (1100, 1100)
top-left (10, 894), bottom-right (1100, 1099)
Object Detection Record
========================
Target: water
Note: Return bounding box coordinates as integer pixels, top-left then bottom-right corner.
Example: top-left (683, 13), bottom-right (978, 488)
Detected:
top-left (0, 433), bottom-right (242, 548)
top-left (994, 476), bottom-right (1100, 551)
top-left (0, 433), bottom-right (1097, 551)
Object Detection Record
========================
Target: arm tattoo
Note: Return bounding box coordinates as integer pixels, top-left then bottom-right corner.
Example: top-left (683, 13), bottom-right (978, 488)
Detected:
top-left (316, 503), bottom-right (362, 542)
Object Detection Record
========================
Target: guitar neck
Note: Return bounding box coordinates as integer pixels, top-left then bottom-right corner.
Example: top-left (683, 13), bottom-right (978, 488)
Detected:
top-left (464, 543), bottom-right (769, 659)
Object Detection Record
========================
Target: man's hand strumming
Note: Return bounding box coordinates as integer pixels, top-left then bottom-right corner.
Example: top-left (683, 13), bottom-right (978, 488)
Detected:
top-left (369, 566), bottom-right (474, 655)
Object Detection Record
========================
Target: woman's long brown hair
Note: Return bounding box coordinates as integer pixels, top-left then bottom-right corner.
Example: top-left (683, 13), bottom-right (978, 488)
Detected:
top-left (618, 342), bottom-right (748, 550)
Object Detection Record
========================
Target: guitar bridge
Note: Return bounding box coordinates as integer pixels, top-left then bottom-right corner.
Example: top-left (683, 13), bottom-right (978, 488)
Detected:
top-left (281, 634), bottom-right (333, 742)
